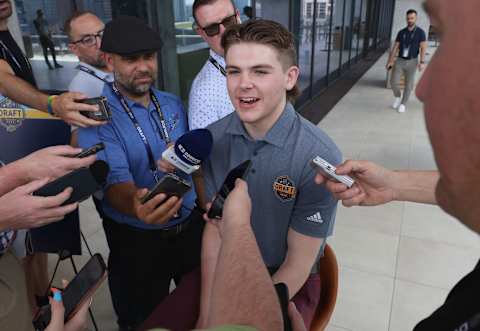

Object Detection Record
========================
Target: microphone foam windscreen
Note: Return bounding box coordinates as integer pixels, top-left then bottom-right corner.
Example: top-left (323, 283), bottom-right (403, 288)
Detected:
top-left (174, 129), bottom-right (213, 166)
top-left (90, 160), bottom-right (110, 185)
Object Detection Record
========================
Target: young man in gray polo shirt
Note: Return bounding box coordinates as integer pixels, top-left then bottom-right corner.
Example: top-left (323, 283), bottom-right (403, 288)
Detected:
top-left (200, 19), bottom-right (342, 329)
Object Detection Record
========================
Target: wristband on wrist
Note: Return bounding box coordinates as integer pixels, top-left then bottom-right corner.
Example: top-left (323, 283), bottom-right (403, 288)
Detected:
top-left (47, 95), bottom-right (57, 116)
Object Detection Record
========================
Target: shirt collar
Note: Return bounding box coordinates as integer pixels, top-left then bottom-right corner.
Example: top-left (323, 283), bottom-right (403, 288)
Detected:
top-left (78, 61), bottom-right (113, 81)
top-left (226, 102), bottom-right (297, 148)
top-left (106, 83), bottom-right (166, 110)
top-left (209, 49), bottom-right (226, 67)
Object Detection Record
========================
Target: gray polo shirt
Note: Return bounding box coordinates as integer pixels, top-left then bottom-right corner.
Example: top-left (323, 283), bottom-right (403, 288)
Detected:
top-left (204, 103), bottom-right (342, 268)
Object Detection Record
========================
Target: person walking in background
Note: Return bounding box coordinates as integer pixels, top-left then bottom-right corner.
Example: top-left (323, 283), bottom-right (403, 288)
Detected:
top-left (33, 9), bottom-right (62, 70)
top-left (386, 9), bottom-right (426, 113)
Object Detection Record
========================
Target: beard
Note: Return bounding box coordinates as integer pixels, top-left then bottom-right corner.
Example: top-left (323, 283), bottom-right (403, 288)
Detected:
top-left (114, 70), bottom-right (155, 96)
top-left (92, 57), bottom-right (107, 69)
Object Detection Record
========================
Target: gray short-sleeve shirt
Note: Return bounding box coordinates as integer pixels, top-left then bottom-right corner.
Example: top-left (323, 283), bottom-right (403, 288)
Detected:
top-left (204, 103), bottom-right (342, 268)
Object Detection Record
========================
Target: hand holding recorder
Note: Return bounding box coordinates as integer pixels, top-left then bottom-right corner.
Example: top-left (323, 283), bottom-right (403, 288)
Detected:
top-left (314, 159), bottom-right (397, 207)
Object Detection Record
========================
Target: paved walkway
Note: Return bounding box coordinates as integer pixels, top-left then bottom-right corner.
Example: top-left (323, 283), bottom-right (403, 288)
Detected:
top-left (319, 51), bottom-right (480, 331)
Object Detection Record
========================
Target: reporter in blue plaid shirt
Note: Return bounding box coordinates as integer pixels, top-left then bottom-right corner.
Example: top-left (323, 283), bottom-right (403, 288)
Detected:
top-left (0, 145), bottom-right (95, 331)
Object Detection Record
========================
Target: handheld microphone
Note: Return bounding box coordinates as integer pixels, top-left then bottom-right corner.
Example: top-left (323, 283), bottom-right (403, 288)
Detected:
top-left (162, 129), bottom-right (213, 174)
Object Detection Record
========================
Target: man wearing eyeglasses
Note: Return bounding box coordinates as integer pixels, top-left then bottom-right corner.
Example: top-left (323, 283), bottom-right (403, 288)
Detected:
top-left (65, 11), bottom-right (113, 100)
top-left (188, 0), bottom-right (240, 130)
top-left (0, 0), bottom-right (103, 127)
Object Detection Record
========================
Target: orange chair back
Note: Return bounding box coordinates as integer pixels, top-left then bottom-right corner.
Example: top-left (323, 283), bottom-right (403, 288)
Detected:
top-left (310, 244), bottom-right (339, 331)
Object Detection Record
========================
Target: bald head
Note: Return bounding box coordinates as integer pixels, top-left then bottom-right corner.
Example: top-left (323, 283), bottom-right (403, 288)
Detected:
top-left (66, 12), bottom-right (106, 69)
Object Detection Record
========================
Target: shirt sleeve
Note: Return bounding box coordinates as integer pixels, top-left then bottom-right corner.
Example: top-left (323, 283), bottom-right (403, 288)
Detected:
top-left (419, 29), bottom-right (427, 42)
top-left (68, 73), bottom-right (99, 97)
top-left (289, 145), bottom-right (342, 239)
top-left (188, 80), bottom-right (216, 130)
top-left (78, 124), bottom-right (133, 188)
top-left (395, 30), bottom-right (402, 43)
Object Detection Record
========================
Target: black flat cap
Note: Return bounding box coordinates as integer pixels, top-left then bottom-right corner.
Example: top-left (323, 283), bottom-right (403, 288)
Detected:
top-left (101, 16), bottom-right (162, 55)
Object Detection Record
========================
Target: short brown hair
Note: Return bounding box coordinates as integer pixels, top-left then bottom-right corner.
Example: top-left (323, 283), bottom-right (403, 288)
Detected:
top-left (63, 10), bottom-right (96, 40)
top-left (192, 0), bottom-right (236, 23)
top-left (221, 19), bottom-right (300, 102)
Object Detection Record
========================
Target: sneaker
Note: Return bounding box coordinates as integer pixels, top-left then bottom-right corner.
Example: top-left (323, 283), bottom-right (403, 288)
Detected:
top-left (398, 104), bottom-right (406, 113)
top-left (392, 97), bottom-right (402, 109)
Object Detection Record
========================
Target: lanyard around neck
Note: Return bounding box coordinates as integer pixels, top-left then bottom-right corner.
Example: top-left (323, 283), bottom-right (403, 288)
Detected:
top-left (403, 26), bottom-right (417, 45)
top-left (110, 83), bottom-right (171, 183)
top-left (209, 56), bottom-right (226, 77)
top-left (77, 65), bottom-right (110, 83)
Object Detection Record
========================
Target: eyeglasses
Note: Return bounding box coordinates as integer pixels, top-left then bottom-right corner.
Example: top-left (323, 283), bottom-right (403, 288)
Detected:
top-left (195, 14), bottom-right (238, 37)
top-left (71, 30), bottom-right (104, 47)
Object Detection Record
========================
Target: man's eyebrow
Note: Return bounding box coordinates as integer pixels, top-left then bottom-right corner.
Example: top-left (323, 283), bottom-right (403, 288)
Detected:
top-left (251, 64), bottom-right (274, 70)
top-left (225, 64), bottom-right (274, 70)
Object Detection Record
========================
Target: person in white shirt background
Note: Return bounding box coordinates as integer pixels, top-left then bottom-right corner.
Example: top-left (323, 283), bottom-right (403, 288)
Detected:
top-left (188, 0), bottom-right (240, 130)
top-left (64, 11), bottom-right (114, 146)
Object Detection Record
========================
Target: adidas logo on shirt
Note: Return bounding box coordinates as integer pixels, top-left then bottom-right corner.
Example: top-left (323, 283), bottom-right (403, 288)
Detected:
top-left (306, 212), bottom-right (323, 224)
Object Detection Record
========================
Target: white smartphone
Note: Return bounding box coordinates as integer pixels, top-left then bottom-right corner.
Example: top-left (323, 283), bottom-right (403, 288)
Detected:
top-left (311, 156), bottom-right (355, 188)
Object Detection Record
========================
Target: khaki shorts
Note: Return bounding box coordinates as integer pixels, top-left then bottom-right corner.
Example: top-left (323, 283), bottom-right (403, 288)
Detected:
top-left (0, 251), bottom-right (32, 331)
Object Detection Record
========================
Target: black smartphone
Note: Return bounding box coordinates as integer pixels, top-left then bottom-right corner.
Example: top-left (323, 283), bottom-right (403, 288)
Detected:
top-left (32, 254), bottom-right (107, 331)
top-left (275, 283), bottom-right (293, 331)
top-left (207, 160), bottom-right (252, 219)
top-left (141, 173), bottom-right (192, 204)
top-left (74, 142), bottom-right (105, 158)
top-left (79, 96), bottom-right (111, 121)
top-left (33, 160), bottom-right (109, 205)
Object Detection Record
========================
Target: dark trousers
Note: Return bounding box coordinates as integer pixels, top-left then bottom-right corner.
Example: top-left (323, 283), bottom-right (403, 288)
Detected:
top-left (39, 35), bottom-right (58, 67)
top-left (102, 211), bottom-right (204, 329)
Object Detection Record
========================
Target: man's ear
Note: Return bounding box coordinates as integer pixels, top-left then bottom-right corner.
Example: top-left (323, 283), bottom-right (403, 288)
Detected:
top-left (104, 53), bottom-right (114, 72)
top-left (68, 43), bottom-right (77, 56)
top-left (285, 65), bottom-right (300, 91)
top-left (235, 8), bottom-right (242, 23)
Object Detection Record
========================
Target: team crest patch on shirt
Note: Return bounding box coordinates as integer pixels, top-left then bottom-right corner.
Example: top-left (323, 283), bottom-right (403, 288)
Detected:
top-left (273, 175), bottom-right (297, 202)
top-left (0, 96), bottom-right (25, 132)
top-left (167, 113), bottom-right (180, 132)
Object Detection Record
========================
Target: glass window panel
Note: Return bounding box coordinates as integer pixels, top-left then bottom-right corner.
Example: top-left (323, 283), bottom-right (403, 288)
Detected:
top-left (351, 0), bottom-right (361, 60)
top-left (254, 0), bottom-right (289, 29)
top-left (328, 0), bottom-right (343, 76)
top-left (297, 0), bottom-right (314, 92)
top-left (358, 0), bottom-right (367, 55)
top-left (313, 0), bottom-right (332, 85)
top-left (341, 0), bottom-right (352, 66)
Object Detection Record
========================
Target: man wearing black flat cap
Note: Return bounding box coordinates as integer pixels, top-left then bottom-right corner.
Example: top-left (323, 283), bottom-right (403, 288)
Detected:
top-left (77, 16), bottom-right (204, 331)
